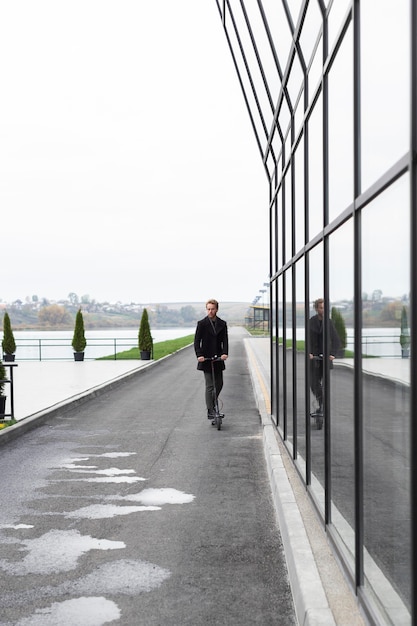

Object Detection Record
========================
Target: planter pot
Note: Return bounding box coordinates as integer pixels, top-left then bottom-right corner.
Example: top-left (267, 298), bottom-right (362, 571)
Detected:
top-left (140, 350), bottom-right (151, 360)
top-left (401, 348), bottom-right (410, 359)
top-left (0, 396), bottom-right (6, 418)
top-left (74, 351), bottom-right (85, 361)
top-left (3, 354), bottom-right (15, 362)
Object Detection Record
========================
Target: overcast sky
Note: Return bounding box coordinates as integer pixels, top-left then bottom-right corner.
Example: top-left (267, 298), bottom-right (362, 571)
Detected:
top-left (0, 1), bottom-right (268, 305)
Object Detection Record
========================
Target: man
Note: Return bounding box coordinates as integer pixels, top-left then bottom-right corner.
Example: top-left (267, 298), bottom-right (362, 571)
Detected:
top-left (194, 299), bottom-right (229, 419)
top-left (309, 298), bottom-right (341, 414)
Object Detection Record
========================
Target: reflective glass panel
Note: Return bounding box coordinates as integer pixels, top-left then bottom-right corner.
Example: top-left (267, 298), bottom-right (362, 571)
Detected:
top-left (308, 33), bottom-right (323, 99)
top-left (308, 94), bottom-right (323, 238)
top-left (271, 279), bottom-right (278, 424)
top-left (327, 0), bottom-right (351, 56)
top-left (244, 1), bottom-right (282, 108)
top-left (361, 0), bottom-right (409, 191)
top-left (308, 242), bottom-right (324, 510)
top-left (294, 137), bottom-right (305, 253)
top-left (277, 274), bottom-right (284, 435)
top-left (285, 268), bottom-right (294, 444)
top-left (285, 165), bottom-right (293, 263)
top-left (362, 175), bottom-right (411, 622)
top-left (299, 0), bottom-right (322, 70)
top-left (295, 257), bottom-right (306, 469)
top-left (262, 0), bottom-right (293, 71)
top-left (328, 26), bottom-right (353, 223)
top-left (231, 2), bottom-right (275, 134)
top-left (329, 220), bottom-right (355, 567)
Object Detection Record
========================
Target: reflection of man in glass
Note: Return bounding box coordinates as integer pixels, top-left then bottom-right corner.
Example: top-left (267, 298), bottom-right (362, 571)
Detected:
top-left (309, 298), bottom-right (341, 414)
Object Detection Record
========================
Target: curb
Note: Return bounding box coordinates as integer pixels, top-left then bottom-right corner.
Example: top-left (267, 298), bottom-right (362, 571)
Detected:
top-left (244, 339), bottom-right (336, 626)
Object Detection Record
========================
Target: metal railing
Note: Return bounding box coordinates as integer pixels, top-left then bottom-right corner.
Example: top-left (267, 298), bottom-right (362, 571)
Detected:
top-left (11, 337), bottom-right (142, 361)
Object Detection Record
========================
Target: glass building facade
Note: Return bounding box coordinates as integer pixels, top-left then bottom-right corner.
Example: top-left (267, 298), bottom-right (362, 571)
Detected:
top-left (215, 2), bottom-right (417, 624)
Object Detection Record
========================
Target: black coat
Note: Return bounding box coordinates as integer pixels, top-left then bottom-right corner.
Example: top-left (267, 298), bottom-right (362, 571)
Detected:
top-left (194, 316), bottom-right (228, 372)
top-left (309, 314), bottom-right (341, 357)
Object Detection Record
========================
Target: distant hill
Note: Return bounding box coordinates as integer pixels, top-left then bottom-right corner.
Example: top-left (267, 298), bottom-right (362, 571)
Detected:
top-left (3, 301), bottom-right (252, 330)
top-left (162, 302), bottom-right (251, 324)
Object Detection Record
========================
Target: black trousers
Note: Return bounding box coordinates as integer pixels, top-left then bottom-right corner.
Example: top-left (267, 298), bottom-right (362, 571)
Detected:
top-left (310, 359), bottom-right (323, 406)
top-left (203, 368), bottom-right (224, 410)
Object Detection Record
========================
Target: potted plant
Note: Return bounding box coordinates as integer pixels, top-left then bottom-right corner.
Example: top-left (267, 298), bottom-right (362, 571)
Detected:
top-left (331, 307), bottom-right (347, 357)
top-left (0, 362), bottom-right (6, 418)
top-left (400, 305), bottom-right (410, 358)
top-left (2, 312), bottom-right (16, 362)
top-left (138, 308), bottom-right (153, 360)
top-left (72, 308), bottom-right (87, 361)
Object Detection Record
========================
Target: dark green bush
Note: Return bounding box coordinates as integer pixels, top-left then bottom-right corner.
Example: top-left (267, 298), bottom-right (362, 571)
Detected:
top-left (0, 362), bottom-right (6, 396)
top-left (138, 308), bottom-right (153, 352)
top-left (71, 309), bottom-right (87, 352)
top-left (2, 312), bottom-right (16, 355)
top-left (400, 305), bottom-right (410, 349)
top-left (331, 307), bottom-right (347, 351)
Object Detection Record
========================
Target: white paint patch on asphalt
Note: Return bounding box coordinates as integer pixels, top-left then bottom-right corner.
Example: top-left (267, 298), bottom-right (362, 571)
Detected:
top-left (65, 504), bottom-right (160, 519)
top-left (0, 529), bottom-right (125, 575)
top-left (115, 488), bottom-right (195, 506)
top-left (0, 524), bottom-right (34, 530)
top-left (65, 467), bottom-right (136, 476)
top-left (94, 452), bottom-right (136, 458)
top-left (64, 476), bottom-right (145, 484)
top-left (59, 464), bottom-right (98, 469)
top-left (15, 596), bottom-right (121, 626)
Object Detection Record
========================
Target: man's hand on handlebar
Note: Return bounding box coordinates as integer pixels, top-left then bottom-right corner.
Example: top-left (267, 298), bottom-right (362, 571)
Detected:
top-left (309, 353), bottom-right (335, 361)
top-left (197, 354), bottom-right (228, 362)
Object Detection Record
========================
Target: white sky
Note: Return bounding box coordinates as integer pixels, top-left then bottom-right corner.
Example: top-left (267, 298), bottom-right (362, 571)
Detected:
top-left (0, 1), bottom-right (268, 305)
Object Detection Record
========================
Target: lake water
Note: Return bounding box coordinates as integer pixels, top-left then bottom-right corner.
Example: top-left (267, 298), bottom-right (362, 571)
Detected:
top-left (8, 328), bottom-right (196, 361)
top-left (287, 327), bottom-right (403, 358)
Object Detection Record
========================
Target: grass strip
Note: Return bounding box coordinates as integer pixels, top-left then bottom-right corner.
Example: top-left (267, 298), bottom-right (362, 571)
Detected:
top-left (97, 334), bottom-right (194, 361)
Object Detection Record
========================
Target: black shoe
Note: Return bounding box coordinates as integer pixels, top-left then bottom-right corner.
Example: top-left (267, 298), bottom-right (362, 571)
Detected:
top-left (207, 410), bottom-right (215, 419)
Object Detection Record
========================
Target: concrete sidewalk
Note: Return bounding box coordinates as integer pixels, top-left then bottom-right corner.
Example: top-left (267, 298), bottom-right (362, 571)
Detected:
top-left (6, 360), bottom-right (154, 422)
top-left (244, 339), bottom-right (367, 626)
top-left (0, 339), bottom-right (375, 625)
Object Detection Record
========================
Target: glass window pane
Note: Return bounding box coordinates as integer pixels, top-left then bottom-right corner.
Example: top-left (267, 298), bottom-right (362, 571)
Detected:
top-left (308, 34), bottom-right (323, 99)
top-left (308, 243), bottom-right (324, 510)
top-left (328, 27), bottom-right (353, 222)
top-left (262, 0), bottom-right (293, 69)
top-left (308, 94), bottom-right (323, 237)
top-left (295, 137), bottom-right (305, 252)
top-left (327, 0), bottom-right (351, 55)
top-left (285, 269), bottom-right (294, 444)
top-left (361, 0), bottom-right (410, 191)
top-left (287, 52), bottom-right (304, 110)
top-left (362, 175), bottom-right (411, 621)
top-left (277, 274), bottom-right (284, 435)
top-left (230, 3), bottom-right (275, 134)
top-left (286, 0), bottom-right (302, 26)
top-left (224, 9), bottom-right (269, 152)
top-left (244, 2), bottom-right (282, 108)
top-left (299, 0), bottom-right (322, 70)
top-left (295, 257), bottom-right (306, 472)
top-left (329, 220), bottom-right (355, 568)
top-left (285, 165), bottom-right (293, 263)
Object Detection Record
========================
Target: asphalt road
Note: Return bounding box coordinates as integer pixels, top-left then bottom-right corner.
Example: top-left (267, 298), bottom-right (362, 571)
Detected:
top-left (0, 329), bottom-right (296, 626)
